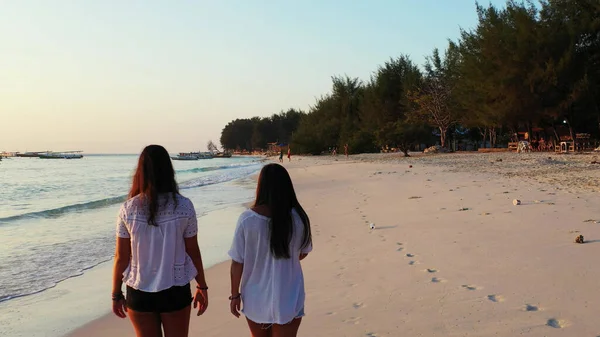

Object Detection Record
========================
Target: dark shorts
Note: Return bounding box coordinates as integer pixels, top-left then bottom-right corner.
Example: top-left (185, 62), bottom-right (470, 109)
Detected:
top-left (126, 284), bottom-right (192, 313)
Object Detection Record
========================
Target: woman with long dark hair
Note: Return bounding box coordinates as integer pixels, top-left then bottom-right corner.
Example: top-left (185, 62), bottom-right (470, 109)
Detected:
top-left (111, 145), bottom-right (208, 337)
top-left (228, 163), bottom-right (312, 337)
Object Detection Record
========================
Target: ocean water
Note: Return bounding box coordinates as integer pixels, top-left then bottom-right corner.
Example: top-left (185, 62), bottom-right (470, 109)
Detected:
top-left (0, 155), bottom-right (264, 305)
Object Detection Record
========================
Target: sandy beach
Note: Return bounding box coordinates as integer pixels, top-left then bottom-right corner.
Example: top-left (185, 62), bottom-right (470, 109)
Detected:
top-left (68, 152), bottom-right (600, 336)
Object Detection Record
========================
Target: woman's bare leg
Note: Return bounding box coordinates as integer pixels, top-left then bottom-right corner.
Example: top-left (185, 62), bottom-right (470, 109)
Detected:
top-left (246, 318), bottom-right (272, 337)
top-left (128, 310), bottom-right (163, 337)
top-left (271, 318), bottom-right (302, 337)
top-left (160, 305), bottom-right (191, 337)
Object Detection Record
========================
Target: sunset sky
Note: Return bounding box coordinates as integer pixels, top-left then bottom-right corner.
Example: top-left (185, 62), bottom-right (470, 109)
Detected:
top-left (1, 0), bottom-right (504, 154)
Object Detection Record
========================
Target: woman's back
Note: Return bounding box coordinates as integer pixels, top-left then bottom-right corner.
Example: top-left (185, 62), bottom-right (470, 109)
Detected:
top-left (118, 193), bottom-right (198, 292)
top-left (229, 208), bottom-right (312, 324)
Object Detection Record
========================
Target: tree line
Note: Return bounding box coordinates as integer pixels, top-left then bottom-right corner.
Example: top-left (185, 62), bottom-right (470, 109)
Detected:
top-left (221, 0), bottom-right (600, 156)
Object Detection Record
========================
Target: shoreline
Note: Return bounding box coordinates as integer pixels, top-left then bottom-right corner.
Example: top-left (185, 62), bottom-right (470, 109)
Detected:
top-left (0, 175), bottom-right (258, 337)
top-left (0, 204), bottom-right (251, 337)
top-left (65, 167), bottom-right (264, 336)
top-left (55, 152), bottom-right (600, 336)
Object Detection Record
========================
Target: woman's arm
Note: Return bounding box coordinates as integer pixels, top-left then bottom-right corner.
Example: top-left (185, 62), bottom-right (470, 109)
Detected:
top-left (184, 236), bottom-right (209, 316)
top-left (230, 260), bottom-right (243, 295)
top-left (112, 237), bottom-right (131, 293)
top-left (230, 260), bottom-right (243, 317)
top-left (112, 237), bottom-right (131, 318)
top-left (184, 236), bottom-right (207, 287)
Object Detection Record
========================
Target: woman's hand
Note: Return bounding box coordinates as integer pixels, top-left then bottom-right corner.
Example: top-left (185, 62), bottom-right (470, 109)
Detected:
top-left (112, 298), bottom-right (127, 318)
top-left (230, 296), bottom-right (241, 318)
top-left (193, 289), bottom-right (208, 316)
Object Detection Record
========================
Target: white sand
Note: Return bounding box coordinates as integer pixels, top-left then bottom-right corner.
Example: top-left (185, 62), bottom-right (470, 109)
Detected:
top-left (68, 152), bottom-right (600, 336)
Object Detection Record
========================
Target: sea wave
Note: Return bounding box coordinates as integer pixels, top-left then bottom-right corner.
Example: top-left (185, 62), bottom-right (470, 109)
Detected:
top-left (0, 257), bottom-right (112, 304)
top-left (0, 196), bottom-right (127, 224)
top-left (176, 162), bottom-right (260, 175)
top-left (0, 163), bottom-right (263, 224)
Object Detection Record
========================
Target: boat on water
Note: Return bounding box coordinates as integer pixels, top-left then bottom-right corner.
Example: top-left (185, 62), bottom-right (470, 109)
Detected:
top-left (16, 152), bottom-right (43, 158)
top-left (213, 151), bottom-right (232, 158)
top-left (171, 152), bottom-right (214, 160)
top-left (38, 151), bottom-right (84, 159)
top-left (195, 152), bottom-right (214, 159)
top-left (171, 153), bottom-right (199, 161)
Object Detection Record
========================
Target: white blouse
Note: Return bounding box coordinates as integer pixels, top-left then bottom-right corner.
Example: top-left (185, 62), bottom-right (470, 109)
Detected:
top-left (228, 209), bottom-right (312, 324)
top-left (116, 193), bottom-right (198, 292)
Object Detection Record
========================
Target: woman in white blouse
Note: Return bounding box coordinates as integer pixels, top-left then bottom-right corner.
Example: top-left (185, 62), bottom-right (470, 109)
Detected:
top-left (111, 145), bottom-right (209, 337)
top-left (229, 163), bottom-right (312, 337)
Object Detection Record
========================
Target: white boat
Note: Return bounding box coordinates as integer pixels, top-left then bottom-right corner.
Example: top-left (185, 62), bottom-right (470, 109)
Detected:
top-left (38, 151), bottom-right (84, 159)
top-left (195, 152), bottom-right (214, 159)
top-left (172, 152), bottom-right (214, 160)
top-left (171, 153), bottom-right (199, 161)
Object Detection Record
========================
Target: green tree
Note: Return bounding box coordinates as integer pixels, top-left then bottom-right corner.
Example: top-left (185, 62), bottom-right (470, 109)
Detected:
top-left (376, 122), bottom-right (431, 157)
top-left (408, 44), bottom-right (461, 147)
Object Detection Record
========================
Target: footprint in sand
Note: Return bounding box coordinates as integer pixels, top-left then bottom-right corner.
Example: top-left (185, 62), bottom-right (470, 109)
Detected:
top-left (397, 247), bottom-right (404, 252)
top-left (487, 294), bottom-right (505, 303)
top-left (547, 318), bottom-right (568, 329)
top-left (342, 317), bottom-right (361, 325)
top-left (365, 333), bottom-right (379, 337)
top-left (408, 261), bottom-right (418, 266)
top-left (461, 284), bottom-right (480, 291)
top-left (524, 304), bottom-right (539, 312)
top-left (431, 277), bottom-right (446, 283)
top-left (425, 268), bottom-right (438, 273)
top-left (352, 302), bottom-right (364, 309)
top-left (326, 311), bottom-right (337, 316)
top-left (396, 242), bottom-right (403, 246)
top-left (406, 253), bottom-right (415, 258)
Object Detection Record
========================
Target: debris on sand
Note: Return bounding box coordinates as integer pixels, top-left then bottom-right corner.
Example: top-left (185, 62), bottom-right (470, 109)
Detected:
top-left (575, 235), bottom-right (585, 244)
top-left (513, 199), bottom-right (521, 206)
top-left (423, 145), bottom-right (449, 154)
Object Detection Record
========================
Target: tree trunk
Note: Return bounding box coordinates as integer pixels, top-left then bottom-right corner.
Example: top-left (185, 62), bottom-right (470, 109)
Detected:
top-left (551, 125), bottom-right (560, 143)
top-left (488, 127), bottom-right (497, 148)
top-left (564, 118), bottom-right (574, 141)
top-left (479, 127), bottom-right (488, 148)
top-left (439, 126), bottom-right (447, 148)
top-left (399, 145), bottom-right (410, 157)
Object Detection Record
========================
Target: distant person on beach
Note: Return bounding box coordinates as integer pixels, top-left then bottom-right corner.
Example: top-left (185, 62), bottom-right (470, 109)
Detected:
top-left (287, 147), bottom-right (291, 162)
top-left (112, 145), bottom-right (209, 337)
top-left (344, 144), bottom-right (348, 158)
top-left (228, 163), bottom-right (312, 337)
top-left (279, 149), bottom-right (284, 163)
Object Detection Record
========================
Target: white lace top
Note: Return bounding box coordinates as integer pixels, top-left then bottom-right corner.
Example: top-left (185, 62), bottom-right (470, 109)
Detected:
top-left (228, 209), bottom-right (312, 324)
top-left (116, 193), bottom-right (198, 292)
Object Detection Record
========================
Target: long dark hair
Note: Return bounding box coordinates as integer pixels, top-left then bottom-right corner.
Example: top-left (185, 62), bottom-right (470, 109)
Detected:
top-left (254, 163), bottom-right (311, 259)
top-left (129, 145), bottom-right (179, 226)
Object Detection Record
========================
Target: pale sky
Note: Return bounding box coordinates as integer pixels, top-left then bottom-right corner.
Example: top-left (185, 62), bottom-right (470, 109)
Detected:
top-left (1, 0), bottom-right (504, 154)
